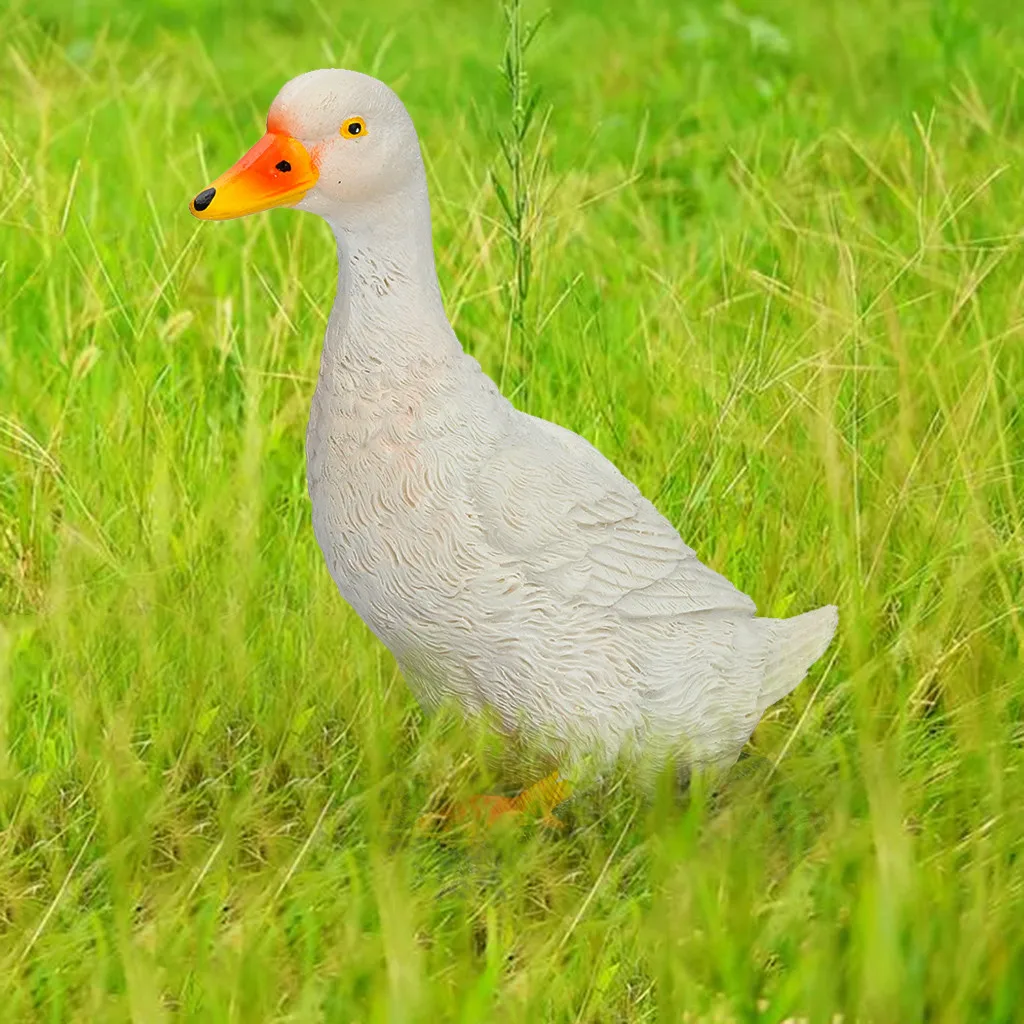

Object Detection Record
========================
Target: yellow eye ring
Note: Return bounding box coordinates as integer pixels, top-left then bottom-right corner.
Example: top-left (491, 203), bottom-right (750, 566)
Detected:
top-left (341, 117), bottom-right (367, 138)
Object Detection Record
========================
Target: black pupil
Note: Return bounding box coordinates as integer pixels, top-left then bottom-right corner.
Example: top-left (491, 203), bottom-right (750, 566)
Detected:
top-left (349, 122), bottom-right (361, 135)
top-left (275, 160), bottom-right (291, 172)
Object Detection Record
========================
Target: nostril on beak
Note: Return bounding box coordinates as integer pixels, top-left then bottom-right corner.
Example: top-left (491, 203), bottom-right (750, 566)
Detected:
top-left (192, 187), bottom-right (216, 212)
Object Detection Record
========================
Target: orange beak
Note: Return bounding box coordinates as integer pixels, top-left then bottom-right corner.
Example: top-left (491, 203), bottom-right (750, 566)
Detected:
top-left (189, 132), bottom-right (318, 220)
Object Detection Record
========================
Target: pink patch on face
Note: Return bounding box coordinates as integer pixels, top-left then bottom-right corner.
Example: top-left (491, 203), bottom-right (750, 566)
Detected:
top-left (266, 107), bottom-right (291, 135)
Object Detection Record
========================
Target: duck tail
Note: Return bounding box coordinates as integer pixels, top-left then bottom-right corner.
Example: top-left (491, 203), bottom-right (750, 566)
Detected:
top-left (756, 604), bottom-right (839, 713)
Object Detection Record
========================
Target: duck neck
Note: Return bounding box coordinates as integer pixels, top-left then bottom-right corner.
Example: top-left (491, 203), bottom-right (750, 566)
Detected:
top-left (318, 178), bottom-right (462, 388)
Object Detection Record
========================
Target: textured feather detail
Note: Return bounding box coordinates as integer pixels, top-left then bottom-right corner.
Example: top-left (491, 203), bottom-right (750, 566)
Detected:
top-left (473, 415), bottom-right (757, 619)
top-left (756, 604), bottom-right (839, 713)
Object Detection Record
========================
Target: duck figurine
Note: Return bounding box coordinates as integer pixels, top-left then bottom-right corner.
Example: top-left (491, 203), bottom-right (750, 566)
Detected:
top-left (190, 69), bottom-right (838, 826)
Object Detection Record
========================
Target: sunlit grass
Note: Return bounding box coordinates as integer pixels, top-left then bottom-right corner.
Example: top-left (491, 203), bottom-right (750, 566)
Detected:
top-left (0, 0), bottom-right (1022, 1020)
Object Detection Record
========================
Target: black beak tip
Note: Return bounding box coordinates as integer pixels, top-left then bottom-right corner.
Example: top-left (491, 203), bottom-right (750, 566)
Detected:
top-left (192, 187), bottom-right (216, 212)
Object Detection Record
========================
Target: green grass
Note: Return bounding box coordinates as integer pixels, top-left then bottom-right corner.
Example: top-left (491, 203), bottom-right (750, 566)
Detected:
top-left (1, 0), bottom-right (1023, 1019)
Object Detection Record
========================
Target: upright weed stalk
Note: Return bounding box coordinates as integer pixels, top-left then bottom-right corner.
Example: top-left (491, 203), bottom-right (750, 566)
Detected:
top-left (494, 0), bottom-right (549, 397)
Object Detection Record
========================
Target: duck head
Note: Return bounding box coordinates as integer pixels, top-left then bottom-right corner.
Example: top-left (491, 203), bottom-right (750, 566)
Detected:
top-left (189, 69), bottom-right (424, 223)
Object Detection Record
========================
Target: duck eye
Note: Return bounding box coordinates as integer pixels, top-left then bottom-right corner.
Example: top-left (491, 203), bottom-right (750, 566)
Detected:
top-left (275, 160), bottom-right (291, 172)
top-left (341, 117), bottom-right (367, 138)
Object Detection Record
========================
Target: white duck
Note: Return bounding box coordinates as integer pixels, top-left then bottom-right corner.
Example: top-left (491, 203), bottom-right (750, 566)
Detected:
top-left (191, 69), bottom-right (837, 824)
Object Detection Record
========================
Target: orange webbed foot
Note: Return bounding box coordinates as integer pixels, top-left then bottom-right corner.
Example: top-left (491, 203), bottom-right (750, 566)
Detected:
top-left (417, 771), bottom-right (572, 836)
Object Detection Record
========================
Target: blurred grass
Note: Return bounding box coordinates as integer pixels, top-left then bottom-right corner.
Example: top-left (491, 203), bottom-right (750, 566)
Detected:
top-left (0, 0), bottom-right (1022, 1020)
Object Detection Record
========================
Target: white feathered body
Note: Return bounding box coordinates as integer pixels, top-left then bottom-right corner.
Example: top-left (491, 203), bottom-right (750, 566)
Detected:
top-left (305, 206), bottom-right (837, 775)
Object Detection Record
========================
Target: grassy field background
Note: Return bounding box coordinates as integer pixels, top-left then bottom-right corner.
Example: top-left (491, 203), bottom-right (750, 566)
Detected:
top-left (1, 0), bottom-right (1023, 1019)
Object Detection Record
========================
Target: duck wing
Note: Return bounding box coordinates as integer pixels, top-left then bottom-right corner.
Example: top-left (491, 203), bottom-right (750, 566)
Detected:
top-left (472, 415), bottom-right (756, 619)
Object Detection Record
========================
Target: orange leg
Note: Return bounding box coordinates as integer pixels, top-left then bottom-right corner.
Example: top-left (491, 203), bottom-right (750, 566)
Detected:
top-left (420, 771), bottom-right (572, 833)
top-left (507, 770), bottom-right (573, 827)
